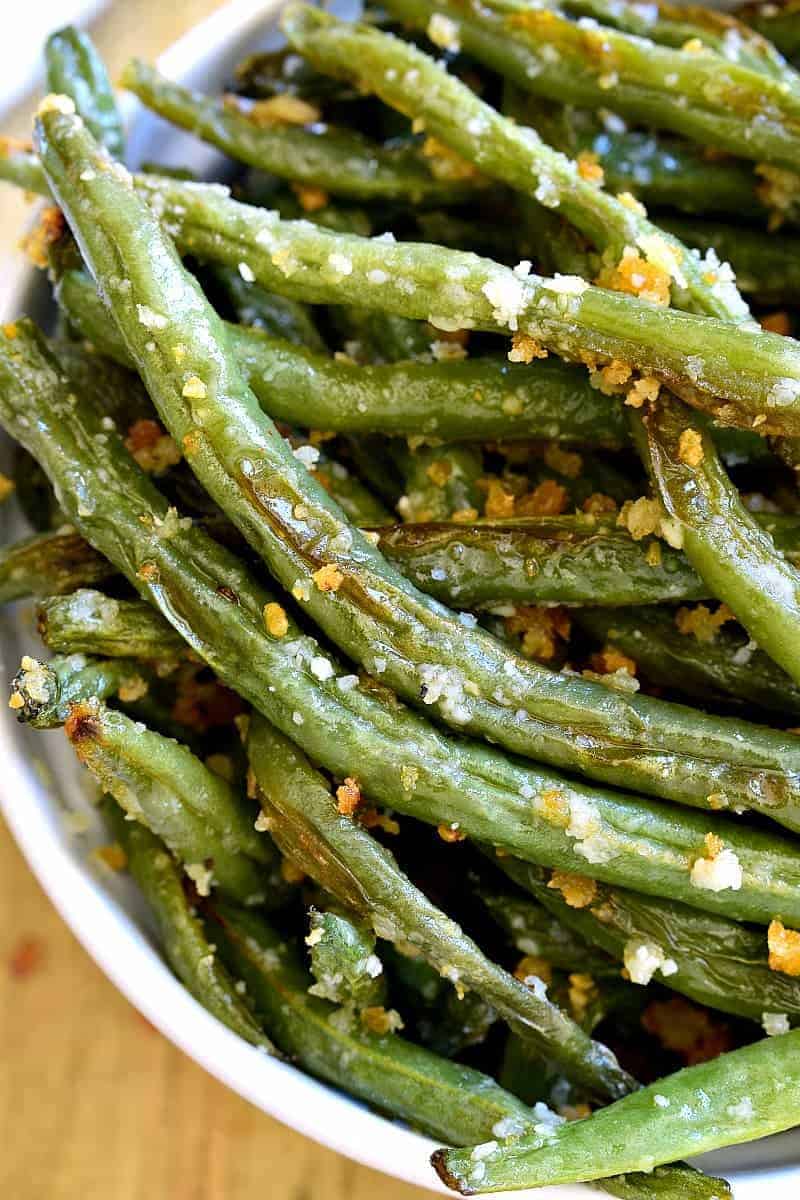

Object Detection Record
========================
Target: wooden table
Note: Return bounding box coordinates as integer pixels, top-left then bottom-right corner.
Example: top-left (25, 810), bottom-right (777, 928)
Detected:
top-left (0, 3), bottom-right (425, 1196)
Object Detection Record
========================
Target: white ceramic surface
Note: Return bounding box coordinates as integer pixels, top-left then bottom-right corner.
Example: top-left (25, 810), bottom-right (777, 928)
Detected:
top-left (1, 3), bottom-right (799, 1196)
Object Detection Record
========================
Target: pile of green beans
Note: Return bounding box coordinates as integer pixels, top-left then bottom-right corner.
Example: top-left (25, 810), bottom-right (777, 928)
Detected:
top-left (3, 11), bottom-right (800, 1195)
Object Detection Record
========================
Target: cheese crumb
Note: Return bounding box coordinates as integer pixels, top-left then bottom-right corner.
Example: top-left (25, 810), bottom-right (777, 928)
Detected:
top-left (762, 1011), bottom-right (790, 1036)
top-left (690, 838), bottom-right (742, 893)
top-left (313, 563), bottom-right (344, 592)
top-left (181, 376), bottom-right (207, 400)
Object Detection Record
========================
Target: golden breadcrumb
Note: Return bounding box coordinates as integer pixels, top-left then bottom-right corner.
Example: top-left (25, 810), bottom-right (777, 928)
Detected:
top-left (768, 920), bottom-right (800, 977)
top-left (548, 870), bottom-right (598, 909)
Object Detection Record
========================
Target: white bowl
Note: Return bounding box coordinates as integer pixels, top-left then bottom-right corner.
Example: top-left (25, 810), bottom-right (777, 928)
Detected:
top-left (1, 3), bottom-right (799, 1196)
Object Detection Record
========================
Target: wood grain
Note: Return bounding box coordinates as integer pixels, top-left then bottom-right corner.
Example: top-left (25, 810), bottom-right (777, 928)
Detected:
top-left (0, 3), bottom-right (424, 1196)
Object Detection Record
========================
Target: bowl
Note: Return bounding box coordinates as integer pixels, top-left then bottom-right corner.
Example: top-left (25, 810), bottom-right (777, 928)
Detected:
top-left (1, 2), bottom-right (799, 1196)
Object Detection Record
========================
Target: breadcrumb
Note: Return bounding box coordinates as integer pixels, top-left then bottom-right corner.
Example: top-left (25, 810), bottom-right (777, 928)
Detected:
top-left (437, 821), bottom-right (466, 843)
top-left (336, 777), bottom-right (363, 816)
top-left (508, 333), bottom-right (548, 363)
top-left (515, 479), bottom-right (568, 517)
top-left (543, 443), bottom-right (583, 479)
top-left (548, 870), bottom-right (597, 909)
top-left (596, 246), bottom-right (672, 307)
top-left (20, 205), bottom-right (65, 269)
top-left (568, 973), bottom-right (597, 1022)
top-left (625, 376), bottom-right (660, 409)
top-left (124, 418), bottom-right (181, 475)
top-left (577, 150), bottom-right (604, 185)
top-left (506, 605), bottom-right (571, 662)
top-left (582, 492), bottom-right (617, 515)
top-left (675, 603), bottom-right (734, 643)
top-left (678, 428), bottom-right (704, 467)
top-left (588, 644), bottom-right (637, 680)
top-left (361, 1005), bottom-right (404, 1034)
top-left (514, 955), bottom-right (553, 985)
top-left (425, 458), bottom-right (453, 487)
top-left (291, 182), bottom-right (329, 212)
top-left (617, 497), bottom-right (660, 540)
top-left (263, 602), bottom-right (289, 638)
top-left (484, 479), bottom-right (516, 518)
top-left (768, 919), bottom-right (800, 977)
top-left (246, 94), bottom-right (320, 126)
top-left (422, 136), bottom-right (481, 182)
top-left (312, 563), bottom-right (344, 592)
top-left (642, 996), bottom-right (731, 1065)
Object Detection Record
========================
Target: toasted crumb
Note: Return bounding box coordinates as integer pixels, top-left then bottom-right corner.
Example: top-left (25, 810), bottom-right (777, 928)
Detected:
top-left (422, 136), bottom-right (480, 182)
top-left (361, 1005), bottom-right (404, 1034)
top-left (246, 94), bottom-right (320, 125)
top-left (125, 418), bottom-right (181, 475)
top-left (568, 973), bottom-right (597, 1021)
top-left (543, 443), bottom-right (582, 479)
top-left (336, 777), bottom-right (362, 816)
top-left (560, 1103), bottom-right (592, 1121)
top-left (642, 996), bottom-right (731, 1065)
top-left (312, 563), bottom-right (344, 592)
top-left (425, 458), bottom-right (453, 488)
top-left (514, 955), bottom-right (553, 986)
top-left (21, 205), bottom-right (65, 269)
top-left (617, 497), bottom-right (660, 540)
top-left (484, 479), bottom-right (516, 519)
top-left (577, 150), bottom-right (604, 185)
top-left (760, 311), bottom-right (791, 336)
top-left (625, 376), bottom-right (660, 409)
top-left (515, 479), bottom-right (568, 517)
top-left (675, 603), bottom-right (734, 643)
top-left (548, 870), bottom-right (597, 909)
top-left (0, 472), bottom-right (15, 503)
top-left (291, 182), bottom-right (329, 212)
top-left (588, 645), bottom-right (637, 680)
top-left (755, 164), bottom-right (800, 232)
top-left (508, 333), bottom-right (548, 363)
top-left (506, 605), bottom-right (571, 662)
top-left (117, 675), bottom-right (148, 703)
top-left (768, 920), bottom-right (800, 977)
top-left (596, 246), bottom-right (672, 307)
top-left (263, 602), bottom-right (289, 638)
top-left (678, 428), bottom-right (704, 467)
top-left (598, 359), bottom-right (632, 393)
top-left (8, 692), bottom-right (24, 711)
top-left (645, 540), bottom-right (662, 567)
top-left (582, 492), bottom-right (617, 515)
top-left (437, 821), bottom-right (466, 843)
top-left (703, 832), bottom-right (725, 859)
top-left (616, 191), bottom-right (647, 216)
top-left (452, 506), bottom-right (479, 523)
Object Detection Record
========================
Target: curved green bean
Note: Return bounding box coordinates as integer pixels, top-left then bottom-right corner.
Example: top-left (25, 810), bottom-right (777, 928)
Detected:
top-left (0, 527), bottom-right (112, 603)
top-left (38, 588), bottom-right (186, 659)
top-left (45, 26), bottom-right (125, 158)
top-left (9, 652), bottom-right (154, 729)
top-left (247, 713), bottom-right (633, 1100)
top-left (306, 909), bottom-right (387, 1010)
top-left (103, 800), bottom-right (274, 1048)
top-left (121, 58), bottom-right (476, 205)
top-left (432, 1030), bottom-right (800, 1193)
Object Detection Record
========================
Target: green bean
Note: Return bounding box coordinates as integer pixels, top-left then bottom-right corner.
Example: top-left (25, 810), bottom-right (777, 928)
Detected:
top-left (660, 215), bottom-right (800, 306)
top-left (496, 856), bottom-right (800, 1024)
top-left (0, 137), bottom-right (47, 194)
top-left (45, 26), bottom-right (125, 158)
top-left (56, 268), bottom-right (634, 447)
top-left (0, 527), bottom-right (112, 603)
top-left (247, 713), bottom-right (633, 1100)
top-left (233, 46), bottom-right (361, 103)
top-left (38, 588), bottom-right (186, 658)
top-left (7, 321), bottom-right (800, 927)
top-left (207, 264), bottom-right (327, 352)
top-left (422, 990), bottom-right (498, 1059)
top-left (306, 909), bottom-right (387, 1009)
top-left (17, 127), bottom-right (800, 437)
top-left (373, 513), bottom-right (800, 609)
top-left (313, 454), bottom-right (392, 526)
top-left (37, 108), bottom-right (800, 824)
top-left (64, 700), bottom-right (280, 905)
top-left (560, 0), bottom-right (797, 83)
top-left (206, 899), bottom-right (540, 1145)
top-left (395, 442), bottom-right (483, 521)
top-left (739, 0), bottom-right (800, 62)
top-left (431, 1030), bottom-right (800, 1193)
top-left (525, 104), bottom-right (797, 226)
top-left (9, 652), bottom-right (154, 728)
top-left (575, 606), bottom-right (800, 718)
top-left (632, 399), bottom-right (800, 686)
top-left (328, 305), bottom-right (435, 363)
top-left (103, 801), bottom-right (274, 1048)
top-left (121, 59), bottom-right (476, 206)
top-left (383, 0), bottom-right (800, 170)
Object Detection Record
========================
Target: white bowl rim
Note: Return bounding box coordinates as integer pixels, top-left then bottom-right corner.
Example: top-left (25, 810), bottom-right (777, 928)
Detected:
top-left (1, 3), bottom-right (798, 1197)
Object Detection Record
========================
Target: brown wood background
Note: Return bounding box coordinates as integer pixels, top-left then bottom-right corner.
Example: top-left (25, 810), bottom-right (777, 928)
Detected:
top-left (0, 3), bottom-right (425, 1196)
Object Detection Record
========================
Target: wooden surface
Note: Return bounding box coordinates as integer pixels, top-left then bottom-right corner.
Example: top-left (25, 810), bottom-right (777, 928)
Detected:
top-left (0, 2), bottom-right (425, 1197)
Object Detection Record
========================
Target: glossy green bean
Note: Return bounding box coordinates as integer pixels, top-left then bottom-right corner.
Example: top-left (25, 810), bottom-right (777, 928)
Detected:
top-left (661, 215), bottom-right (800, 306)
top-left (632, 400), bottom-right (800, 686)
top-left (395, 442), bottom-right (483, 522)
top-left (496, 856), bottom-right (800, 1023)
top-left (207, 899), bottom-right (540, 1145)
top-left (247, 713), bottom-right (633, 1100)
top-left (103, 801), bottom-right (274, 1048)
top-left (45, 26), bottom-right (125, 158)
top-left (383, 0), bottom-right (800, 169)
top-left (0, 527), bottom-right (112, 603)
top-left (64, 700), bottom-right (280, 905)
top-left (207, 264), bottom-right (327, 352)
top-left (478, 889), bottom-right (617, 978)
top-left (575, 606), bottom-right (800, 718)
top-left (6, 321), bottom-right (800, 928)
top-left (432, 1031), bottom-right (800, 1192)
top-left (121, 58), bottom-right (476, 205)
top-left (9, 652), bottom-right (153, 728)
top-left (38, 588), bottom-right (186, 658)
top-left (37, 107), bottom-right (800, 825)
